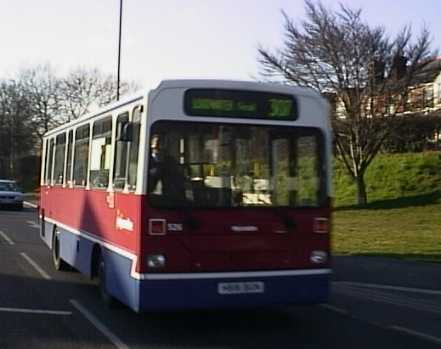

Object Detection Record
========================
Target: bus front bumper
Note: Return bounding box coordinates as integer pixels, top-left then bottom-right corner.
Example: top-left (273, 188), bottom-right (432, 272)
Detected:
top-left (137, 270), bottom-right (330, 311)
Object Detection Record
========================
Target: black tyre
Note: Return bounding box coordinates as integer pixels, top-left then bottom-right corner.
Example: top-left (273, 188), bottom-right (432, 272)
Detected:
top-left (14, 203), bottom-right (23, 211)
top-left (97, 254), bottom-right (116, 307)
top-left (52, 233), bottom-right (69, 271)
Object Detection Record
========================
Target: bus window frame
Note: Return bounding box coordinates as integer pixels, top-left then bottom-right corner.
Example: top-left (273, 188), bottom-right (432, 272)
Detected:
top-left (53, 132), bottom-right (67, 186)
top-left (42, 138), bottom-right (49, 186)
top-left (64, 129), bottom-right (74, 188)
top-left (47, 138), bottom-right (55, 186)
top-left (127, 105), bottom-right (142, 192)
top-left (113, 111), bottom-right (130, 192)
top-left (72, 123), bottom-right (91, 188)
top-left (89, 115), bottom-right (113, 190)
top-left (112, 105), bottom-right (143, 194)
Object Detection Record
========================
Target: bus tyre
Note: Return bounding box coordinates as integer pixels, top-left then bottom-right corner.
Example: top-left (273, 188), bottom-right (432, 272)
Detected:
top-left (52, 233), bottom-right (69, 271)
top-left (97, 255), bottom-right (116, 307)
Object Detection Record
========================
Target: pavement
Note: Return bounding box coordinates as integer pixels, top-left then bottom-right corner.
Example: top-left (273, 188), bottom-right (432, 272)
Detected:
top-left (0, 204), bottom-right (439, 349)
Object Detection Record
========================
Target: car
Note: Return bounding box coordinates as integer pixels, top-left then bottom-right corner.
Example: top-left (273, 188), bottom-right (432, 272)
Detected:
top-left (0, 180), bottom-right (24, 210)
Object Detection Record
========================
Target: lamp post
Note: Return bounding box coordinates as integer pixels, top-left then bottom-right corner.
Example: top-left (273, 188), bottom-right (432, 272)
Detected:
top-left (116, 0), bottom-right (123, 101)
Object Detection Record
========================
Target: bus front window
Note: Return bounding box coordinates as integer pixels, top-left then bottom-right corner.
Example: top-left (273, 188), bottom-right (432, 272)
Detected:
top-left (147, 121), bottom-right (325, 208)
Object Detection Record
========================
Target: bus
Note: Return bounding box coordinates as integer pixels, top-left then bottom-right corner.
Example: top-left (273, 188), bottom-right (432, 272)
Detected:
top-left (39, 80), bottom-right (332, 312)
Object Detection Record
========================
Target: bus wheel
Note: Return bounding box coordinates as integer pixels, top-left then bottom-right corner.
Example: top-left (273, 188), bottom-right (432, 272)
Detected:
top-left (52, 233), bottom-right (69, 271)
top-left (97, 255), bottom-right (116, 307)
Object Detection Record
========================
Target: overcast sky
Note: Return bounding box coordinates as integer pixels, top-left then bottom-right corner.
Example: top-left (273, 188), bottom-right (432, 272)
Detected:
top-left (1, 0), bottom-right (440, 88)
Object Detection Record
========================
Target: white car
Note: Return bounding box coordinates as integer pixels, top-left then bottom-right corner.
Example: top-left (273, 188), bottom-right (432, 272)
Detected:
top-left (0, 180), bottom-right (24, 210)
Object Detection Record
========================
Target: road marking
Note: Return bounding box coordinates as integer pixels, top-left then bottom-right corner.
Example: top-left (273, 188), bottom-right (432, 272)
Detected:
top-left (334, 284), bottom-right (441, 315)
top-left (24, 201), bottom-right (38, 208)
top-left (334, 281), bottom-right (441, 296)
top-left (26, 220), bottom-right (40, 229)
top-left (0, 307), bottom-right (72, 316)
top-left (319, 304), bottom-right (349, 315)
top-left (390, 326), bottom-right (441, 345)
top-left (70, 299), bottom-right (129, 349)
top-left (0, 230), bottom-right (14, 245)
top-left (20, 252), bottom-right (51, 280)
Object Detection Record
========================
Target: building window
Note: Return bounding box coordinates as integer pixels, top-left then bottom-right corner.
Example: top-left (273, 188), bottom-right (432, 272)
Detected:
top-left (437, 83), bottom-right (441, 104)
top-left (425, 87), bottom-right (434, 108)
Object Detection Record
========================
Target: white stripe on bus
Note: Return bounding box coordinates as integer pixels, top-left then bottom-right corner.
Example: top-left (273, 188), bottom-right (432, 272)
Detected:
top-left (139, 268), bottom-right (332, 280)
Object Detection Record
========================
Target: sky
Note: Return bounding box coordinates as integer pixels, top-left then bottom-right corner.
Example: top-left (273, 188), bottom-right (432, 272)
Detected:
top-left (1, 0), bottom-right (440, 89)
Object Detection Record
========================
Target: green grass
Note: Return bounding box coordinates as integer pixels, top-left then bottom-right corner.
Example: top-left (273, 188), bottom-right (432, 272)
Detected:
top-left (333, 153), bottom-right (441, 263)
top-left (334, 151), bottom-right (441, 207)
top-left (333, 202), bottom-right (441, 263)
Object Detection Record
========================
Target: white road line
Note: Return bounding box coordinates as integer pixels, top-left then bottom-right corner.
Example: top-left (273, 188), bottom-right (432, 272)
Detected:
top-left (23, 201), bottom-right (38, 208)
top-left (0, 230), bottom-right (14, 245)
top-left (70, 299), bottom-right (129, 349)
top-left (319, 303), bottom-right (349, 315)
top-left (390, 326), bottom-right (441, 345)
top-left (26, 220), bottom-right (40, 229)
top-left (0, 307), bottom-right (72, 316)
top-left (334, 285), bottom-right (441, 315)
top-left (334, 281), bottom-right (441, 296)
top-left (20, 252), bottom-right (51, 280)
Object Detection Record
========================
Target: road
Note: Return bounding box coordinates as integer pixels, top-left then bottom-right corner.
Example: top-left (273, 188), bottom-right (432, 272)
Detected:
top-left (0, 205), bottom-right (440, 349)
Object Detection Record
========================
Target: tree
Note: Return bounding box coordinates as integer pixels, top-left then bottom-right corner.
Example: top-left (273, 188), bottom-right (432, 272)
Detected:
top-left (0, 80), bottom-right (35, 178)
top-left (59, 67), bottom-right (139, 122)
top-left (18, 64), bottom-right (62, 147)
top-left (258, 1), bottom-right (436, 205)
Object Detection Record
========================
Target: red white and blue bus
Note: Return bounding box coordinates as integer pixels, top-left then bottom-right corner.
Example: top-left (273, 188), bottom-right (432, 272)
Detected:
top-left (40, 80), bottom-right (332, 312)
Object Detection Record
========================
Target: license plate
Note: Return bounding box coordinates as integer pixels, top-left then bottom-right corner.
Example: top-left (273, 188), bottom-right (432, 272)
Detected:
top-left (218, 281), bottom-right (265, 295)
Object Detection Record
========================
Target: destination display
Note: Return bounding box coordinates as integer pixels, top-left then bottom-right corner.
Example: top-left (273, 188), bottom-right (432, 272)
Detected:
top-left (184, 89), bottom-right (297, 120)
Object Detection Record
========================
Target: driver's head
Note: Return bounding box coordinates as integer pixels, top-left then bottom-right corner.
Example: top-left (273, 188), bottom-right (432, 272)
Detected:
top-left (151, 134), bottom-right (161, 151)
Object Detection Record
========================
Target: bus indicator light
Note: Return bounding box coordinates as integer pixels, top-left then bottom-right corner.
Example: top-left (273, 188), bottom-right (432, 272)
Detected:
top-left (314, 218), bottom-right (329, 234)
top-left (149, 219), bottom-right (166, 235)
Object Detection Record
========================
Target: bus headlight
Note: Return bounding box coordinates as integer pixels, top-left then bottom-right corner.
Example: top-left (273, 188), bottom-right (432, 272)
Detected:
top-left (147, 254), bottom-right (166, 269)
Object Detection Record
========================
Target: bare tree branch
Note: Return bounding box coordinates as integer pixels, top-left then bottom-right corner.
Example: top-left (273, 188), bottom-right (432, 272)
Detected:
top-left (258, 0), bottom-right (437, 205)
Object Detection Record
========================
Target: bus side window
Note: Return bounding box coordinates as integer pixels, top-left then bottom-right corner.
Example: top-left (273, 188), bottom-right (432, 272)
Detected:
top-left (53, 133), bottom-right (66, 185)
top-left (113, 112), bottom-right (129, 190)
top-left (65, 130), bottom-right (74, 187)
top-left (46, 138), bottom-right (55, 186)
top-left (73, 125), bottom-right (90, 187)
top-left (127, 106), bottom-right (141, 191)
top-left (90, 117), bottom-right (112, 189)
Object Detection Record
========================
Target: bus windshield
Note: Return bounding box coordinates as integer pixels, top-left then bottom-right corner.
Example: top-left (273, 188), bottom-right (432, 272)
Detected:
top-left (148, 121), bottom-right (325, 208)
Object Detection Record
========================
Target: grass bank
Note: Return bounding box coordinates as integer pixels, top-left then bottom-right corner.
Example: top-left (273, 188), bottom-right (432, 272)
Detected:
top-left (333, 152), bottom-right (441, 263)
top-left (334, 151), bottom-right (441, 207)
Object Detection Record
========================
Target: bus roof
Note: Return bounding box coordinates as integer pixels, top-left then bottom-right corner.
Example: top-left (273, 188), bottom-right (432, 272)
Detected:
top-left (43, 79), bottom-right (326, 138)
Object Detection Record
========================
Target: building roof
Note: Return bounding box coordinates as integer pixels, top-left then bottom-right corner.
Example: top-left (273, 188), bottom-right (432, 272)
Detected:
top-left (411, 58), bottom-right (441, 85)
